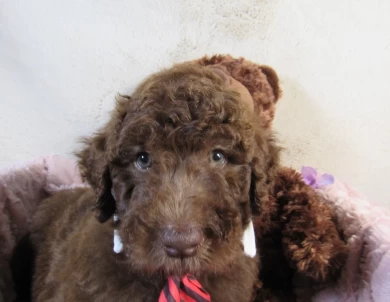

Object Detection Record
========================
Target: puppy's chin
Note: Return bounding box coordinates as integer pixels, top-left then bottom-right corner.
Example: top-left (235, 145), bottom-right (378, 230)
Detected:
top-left (125, 246), bottom-right (207, 277)
top-left (122, 256), bottom-right (201, 278)
top-left (159, 258), bottom-right (204, 278)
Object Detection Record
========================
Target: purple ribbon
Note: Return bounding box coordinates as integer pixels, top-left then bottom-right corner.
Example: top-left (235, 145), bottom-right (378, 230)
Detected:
top-left (301, 166), bottom-right (334, 189)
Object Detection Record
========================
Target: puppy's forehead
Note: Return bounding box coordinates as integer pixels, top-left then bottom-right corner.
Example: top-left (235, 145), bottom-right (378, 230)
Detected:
top-left (132, 67), bottom-right (223, 110)
top-left (116, 64), bottom-right (254, 155)
top-left (127, 64), bottom-right (246, 124)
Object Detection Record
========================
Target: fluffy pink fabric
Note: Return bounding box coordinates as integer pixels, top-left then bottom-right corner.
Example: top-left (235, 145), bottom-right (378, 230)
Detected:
top-left (0, 155), bottom-right (85, 302)
top-left (314, 179), bottom-right (390, 302)
top-left (1, 156), bottom-right (389, 301)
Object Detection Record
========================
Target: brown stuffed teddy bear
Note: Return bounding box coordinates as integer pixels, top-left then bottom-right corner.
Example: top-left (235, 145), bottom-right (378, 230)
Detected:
top-left (197, 55), bottom-right (348, 301)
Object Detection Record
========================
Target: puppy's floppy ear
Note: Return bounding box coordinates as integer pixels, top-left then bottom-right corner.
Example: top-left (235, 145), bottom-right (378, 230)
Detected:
top-left (249, 127), bottom-right (280, 235)
top-left (76, 95), bottom-right (130, 223)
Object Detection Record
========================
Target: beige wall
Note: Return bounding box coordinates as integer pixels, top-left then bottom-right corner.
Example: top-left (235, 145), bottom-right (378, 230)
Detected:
top-left (1, 0), bottom-right (389, 206)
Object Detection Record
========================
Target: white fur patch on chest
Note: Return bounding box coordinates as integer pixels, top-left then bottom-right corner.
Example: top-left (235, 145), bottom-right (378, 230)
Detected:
top-left (242, 220), bottom-right (257, 258)
top-left (113, 214), bottom-right (123, 254)
top-left (113, 229), bottom-right (123, 254)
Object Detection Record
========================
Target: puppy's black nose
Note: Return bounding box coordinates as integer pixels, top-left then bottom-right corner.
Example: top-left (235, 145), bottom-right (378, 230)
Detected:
top-left (161, 226), bottom-right (203, 258)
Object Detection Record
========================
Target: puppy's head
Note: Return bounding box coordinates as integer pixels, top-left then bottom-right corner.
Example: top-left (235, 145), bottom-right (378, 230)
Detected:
top-left (77, 63), bottom-right (280, 277)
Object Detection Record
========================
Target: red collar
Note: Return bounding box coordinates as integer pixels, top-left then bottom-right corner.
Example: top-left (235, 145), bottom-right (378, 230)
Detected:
top-left (159, 275), bottom-right (211, 302)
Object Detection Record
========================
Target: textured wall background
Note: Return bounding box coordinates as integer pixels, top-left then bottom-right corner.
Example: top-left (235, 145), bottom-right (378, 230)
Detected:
top-left (1, 0), bottom-right (389, 206)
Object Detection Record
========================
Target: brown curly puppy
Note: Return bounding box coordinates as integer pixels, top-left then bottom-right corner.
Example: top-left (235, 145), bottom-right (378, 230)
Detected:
top-left (31, 62), bottom-right (280, 302)
top-left (30, 56), bottom-right (347, 302)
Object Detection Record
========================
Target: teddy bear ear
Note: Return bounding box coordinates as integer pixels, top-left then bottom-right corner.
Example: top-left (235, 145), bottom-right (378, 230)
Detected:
top-left (197, 55), bottom-right (282, 128)
top-left (258, 65), bottom-right (281, 104)
top-left (253, 64), bottom-right (282, 128)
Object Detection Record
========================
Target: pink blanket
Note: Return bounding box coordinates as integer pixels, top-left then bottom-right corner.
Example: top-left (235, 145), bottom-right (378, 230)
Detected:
top-left (314, 180), bottom-right (390, 301)
top-left (0, 156), bottom-right (85, 302)
top-left (1, 156), bottom-right (389, 301)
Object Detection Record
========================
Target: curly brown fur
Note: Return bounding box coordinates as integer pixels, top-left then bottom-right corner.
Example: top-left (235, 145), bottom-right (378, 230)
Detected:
top-left (31, 63), bottom-right (279, 302)
top-left (253, 167), bottom-right (347, 301)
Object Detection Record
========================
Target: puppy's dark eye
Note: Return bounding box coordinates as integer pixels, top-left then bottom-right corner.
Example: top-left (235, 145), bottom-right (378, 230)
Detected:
top-left (210, 150), bottom-right (226, 165)
top-left (135, 152), bottom-right (152, 170)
